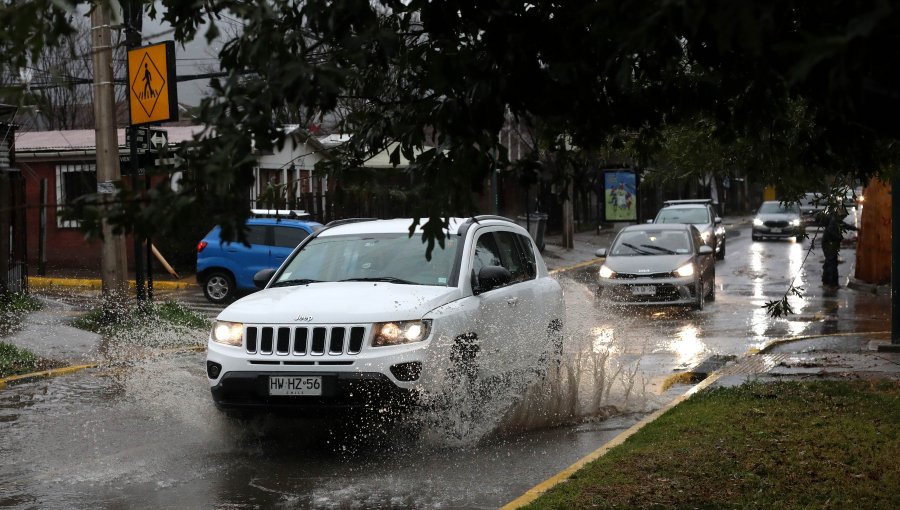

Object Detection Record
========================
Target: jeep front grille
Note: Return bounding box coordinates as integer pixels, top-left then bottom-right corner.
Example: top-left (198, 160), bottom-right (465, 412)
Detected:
top-left (244, 325), bottom-right (367, 356)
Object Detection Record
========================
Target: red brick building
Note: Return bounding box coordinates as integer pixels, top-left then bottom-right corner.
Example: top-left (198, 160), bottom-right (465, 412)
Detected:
top-left (14, 126), bottom-right (203, 271)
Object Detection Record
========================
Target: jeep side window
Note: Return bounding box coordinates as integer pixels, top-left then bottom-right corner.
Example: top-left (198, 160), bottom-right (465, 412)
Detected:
top-left (472, 232), bottom-right (503, 288)
top-left (494, 231), bottom-right (528, 283)
top-left (516, 233), bottom-right (537, 279)
top-left (273, 226), bottom-right (310, 248)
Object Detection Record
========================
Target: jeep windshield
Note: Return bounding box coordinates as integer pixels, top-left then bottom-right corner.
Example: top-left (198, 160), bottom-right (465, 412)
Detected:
top-left (272, 233), bottom-right (460, 287)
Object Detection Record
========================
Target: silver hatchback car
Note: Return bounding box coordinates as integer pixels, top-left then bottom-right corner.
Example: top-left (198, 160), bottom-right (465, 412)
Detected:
top-left (595, 224), bottom-right (715, 310)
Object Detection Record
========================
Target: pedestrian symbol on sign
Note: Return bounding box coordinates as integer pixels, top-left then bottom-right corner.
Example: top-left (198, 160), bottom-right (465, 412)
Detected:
top-left (142, 63), bottom-right (156, 99)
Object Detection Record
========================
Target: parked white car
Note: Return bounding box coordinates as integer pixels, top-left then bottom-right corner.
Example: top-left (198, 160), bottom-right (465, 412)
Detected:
top-left (205, 216), bottom-right (564, 414)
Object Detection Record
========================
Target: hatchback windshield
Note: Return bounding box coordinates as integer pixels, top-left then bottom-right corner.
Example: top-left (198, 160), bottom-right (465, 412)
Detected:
top-left (759, 202), bottom-right (800, 215)
top-left (610, 230), bottom-right (691, 256)
top-left (272, 233), bottom-right (460, 287)
top-left (655, 207), bottom-right (710, 224)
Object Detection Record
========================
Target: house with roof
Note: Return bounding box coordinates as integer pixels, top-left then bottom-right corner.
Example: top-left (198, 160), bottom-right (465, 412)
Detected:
top-left (13, 125), bottom-right (345, 271)
top-left (14, 126), bottom-right (205, 270)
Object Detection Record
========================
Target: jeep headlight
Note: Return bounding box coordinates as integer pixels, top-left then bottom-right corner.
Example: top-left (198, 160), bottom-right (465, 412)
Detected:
top-left (791, 219), bottom-right (801, 227)
top-left (212, 321), bottom-right (243, 346)
top-left (373, 320), bottom-right (432, 347)
top-left (753, 218), bottom-right (764, 227)
top-left (675, 263), bottom-right (695, 277)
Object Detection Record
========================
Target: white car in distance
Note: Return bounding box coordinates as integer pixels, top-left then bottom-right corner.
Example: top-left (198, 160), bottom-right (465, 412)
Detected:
top-left (206, 216), bottom-right (564, 415)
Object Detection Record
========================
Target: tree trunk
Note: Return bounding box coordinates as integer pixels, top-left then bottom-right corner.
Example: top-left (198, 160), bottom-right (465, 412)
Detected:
top-left (855, 178), bottom-right (891, 284)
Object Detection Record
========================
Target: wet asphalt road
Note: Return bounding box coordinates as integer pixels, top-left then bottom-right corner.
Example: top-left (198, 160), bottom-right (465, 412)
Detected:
top-left (0, 225), bottom-right (889, 509)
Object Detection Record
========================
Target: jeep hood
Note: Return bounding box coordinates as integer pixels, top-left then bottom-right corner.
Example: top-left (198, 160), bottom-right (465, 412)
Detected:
top-left (216, 282), bottom-right (461, 324)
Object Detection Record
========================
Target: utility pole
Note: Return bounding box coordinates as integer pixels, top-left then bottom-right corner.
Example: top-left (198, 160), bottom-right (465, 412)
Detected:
top-left (91, 1), bottom-right (128, 299)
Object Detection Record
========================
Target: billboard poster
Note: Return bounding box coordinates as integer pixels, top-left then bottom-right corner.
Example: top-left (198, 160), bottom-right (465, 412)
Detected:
top-left (604, 170), bottom-right (637, 222)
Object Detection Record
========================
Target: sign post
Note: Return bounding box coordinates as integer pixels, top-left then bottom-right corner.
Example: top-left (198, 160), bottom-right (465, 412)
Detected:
top-left (126, 38), bottom-right (178, 304)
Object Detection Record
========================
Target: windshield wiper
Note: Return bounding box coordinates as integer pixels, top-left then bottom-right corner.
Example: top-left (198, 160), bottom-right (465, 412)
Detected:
top-left (340, 277), bottom-right (417, 285)
top-left (270, 278), bottom-right (321, 288)
top-left (640, 244), bottom-right (677, 254)
top-left (620, 242), bottom-right (653, 255)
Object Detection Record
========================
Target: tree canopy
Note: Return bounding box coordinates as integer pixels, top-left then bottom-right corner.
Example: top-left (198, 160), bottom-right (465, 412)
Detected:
top-left (2, 0), bottom-right (899, 243)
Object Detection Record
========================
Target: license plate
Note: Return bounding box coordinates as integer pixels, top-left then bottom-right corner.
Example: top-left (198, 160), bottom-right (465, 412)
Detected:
top-left (269, 376), bottom-right (322, 396)
top-left (771, 228), bottom-right (782, 233)
top-left (632, 285), bottom-right (656, 296)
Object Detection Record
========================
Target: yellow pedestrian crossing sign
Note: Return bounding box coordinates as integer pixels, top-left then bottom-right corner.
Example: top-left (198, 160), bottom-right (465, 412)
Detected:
top-left (127, 41), bottom-right (178, 126)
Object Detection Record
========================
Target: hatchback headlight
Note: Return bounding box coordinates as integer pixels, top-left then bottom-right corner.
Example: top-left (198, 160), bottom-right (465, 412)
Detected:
top-left (675, 263), bottom-right (695, 277)
top-left (753, 218), bottom-right (764, 227)
top-left (599, 265), bottom-right (616, 279)
top-left (373, 320), bottom-right (432, 347)
top-left (211, 321), bottom-right (243, 346)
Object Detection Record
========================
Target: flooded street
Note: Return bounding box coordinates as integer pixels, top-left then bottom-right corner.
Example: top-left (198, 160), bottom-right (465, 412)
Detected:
top-left (0, 225), bottom-right (889, 509)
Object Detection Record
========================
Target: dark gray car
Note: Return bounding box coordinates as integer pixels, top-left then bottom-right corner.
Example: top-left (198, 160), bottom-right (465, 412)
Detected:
top-left (595, 224), bottom-right (715, 310)
top-left (752, 201), bottom-right (803, 241)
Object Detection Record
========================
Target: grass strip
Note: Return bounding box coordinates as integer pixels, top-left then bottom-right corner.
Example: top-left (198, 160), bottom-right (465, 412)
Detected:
top-left (525, 380), bottom-right (900, 510)
top-left (72, 299), bottom-right (210, 334)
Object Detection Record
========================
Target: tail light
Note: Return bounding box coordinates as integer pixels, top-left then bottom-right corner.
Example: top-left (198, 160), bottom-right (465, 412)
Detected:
top-left (197, 240), bottom-right (208, 253)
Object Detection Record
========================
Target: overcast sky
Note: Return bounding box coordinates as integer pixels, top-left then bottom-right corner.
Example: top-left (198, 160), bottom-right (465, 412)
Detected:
top-left (139, 2), bottom-right (231, 106)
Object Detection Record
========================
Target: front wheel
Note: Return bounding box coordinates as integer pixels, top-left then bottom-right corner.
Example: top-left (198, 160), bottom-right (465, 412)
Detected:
top-left (203, 271), bottom-right (235, 304)
top-left (693, 277), bottom-right (705, 310)
top-left (715, 240), bottom-right (725, 260)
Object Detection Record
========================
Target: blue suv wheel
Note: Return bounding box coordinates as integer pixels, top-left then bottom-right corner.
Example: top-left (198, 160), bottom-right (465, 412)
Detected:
top-left (203, 271), bottom-right (235, 304)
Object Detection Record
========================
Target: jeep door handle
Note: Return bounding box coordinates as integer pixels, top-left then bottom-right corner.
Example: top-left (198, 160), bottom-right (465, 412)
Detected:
top-left (506, 297), bottom-right (519, 306)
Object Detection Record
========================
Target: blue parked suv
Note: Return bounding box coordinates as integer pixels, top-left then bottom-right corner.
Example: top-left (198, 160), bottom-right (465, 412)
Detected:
top-left (197, 217), bottom-right (323, 303)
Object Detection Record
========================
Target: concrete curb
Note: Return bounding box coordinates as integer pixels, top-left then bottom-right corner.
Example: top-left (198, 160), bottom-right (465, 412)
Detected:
top-left (755, 330), bottom-right (890, 354)
top-left (501, 371), bottom-right (726, 509)
top-left (501, 330), bottom-right (892, 509)
top-left (28, 276), bottom-right (194, 290)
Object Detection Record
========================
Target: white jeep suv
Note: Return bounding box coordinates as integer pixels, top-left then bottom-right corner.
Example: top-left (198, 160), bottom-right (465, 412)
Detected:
top-left (206, 216), bottom-right (564, 412)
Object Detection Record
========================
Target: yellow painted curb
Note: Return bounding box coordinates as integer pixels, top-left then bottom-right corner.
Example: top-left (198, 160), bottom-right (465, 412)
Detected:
top-left (549, 257), bottom-right (603, 276)
top-left (501, 371), bottom-right (724, 509)
top-left (0, 363), bottom-right (98, 389)
top-left (0, 346), bottom-right (205, 391)
top-left (504, 329), bottom-right (893, 509)
top-left (28, 276), bottom-right (194, 290)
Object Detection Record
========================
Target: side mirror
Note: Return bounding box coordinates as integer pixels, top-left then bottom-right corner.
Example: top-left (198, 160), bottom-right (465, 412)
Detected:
top-left (698, 245), bottom-right (714, 255)
top-left (253, 268), bottom-right (277, 289)
top-left (714, 217), bottom-right (722, 224)
top-left (645, 219), bottom-right (654, 224)
top-left (595, 248), bottom-right (607, 258)
top-left (474, 266), bottom-right (512, 295)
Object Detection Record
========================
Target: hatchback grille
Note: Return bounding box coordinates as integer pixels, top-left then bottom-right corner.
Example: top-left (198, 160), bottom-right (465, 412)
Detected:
top-left (616, 272), bottom-right (673, 279)
top-left (244, 325), bottom-right (367, 356)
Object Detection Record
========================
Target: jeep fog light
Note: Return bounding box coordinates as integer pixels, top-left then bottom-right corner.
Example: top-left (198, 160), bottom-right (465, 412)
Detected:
top-left (212, 321), bottom-right (244, 346)
top-left (373, 320), bottom-right (432, 346)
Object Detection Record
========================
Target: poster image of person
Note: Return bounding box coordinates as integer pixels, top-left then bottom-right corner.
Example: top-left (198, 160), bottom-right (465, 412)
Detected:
top-left (604, 171), bottom-right (637, 221)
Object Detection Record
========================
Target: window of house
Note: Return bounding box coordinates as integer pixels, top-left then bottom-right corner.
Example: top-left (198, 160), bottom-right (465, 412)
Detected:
top-left (56, 164), bottom-right (98, 228)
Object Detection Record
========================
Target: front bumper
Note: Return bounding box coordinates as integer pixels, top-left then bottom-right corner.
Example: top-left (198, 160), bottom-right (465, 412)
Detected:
top-left (210, 370), bottom-right (418, 410)
top-left (207, 336), bottom-right (428, 409)
top-left (597, 275), bottom-right (700, 305)
top-left (752, 225), bottom-right (803, 238)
